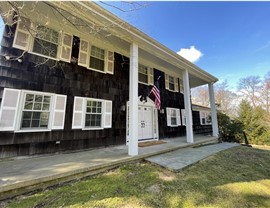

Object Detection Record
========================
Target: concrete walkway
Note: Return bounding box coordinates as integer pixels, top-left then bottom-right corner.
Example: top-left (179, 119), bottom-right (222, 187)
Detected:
top-left (0, 135), bottom-right (217, 200)
top-left (146, 142), bottom-right (239, 171)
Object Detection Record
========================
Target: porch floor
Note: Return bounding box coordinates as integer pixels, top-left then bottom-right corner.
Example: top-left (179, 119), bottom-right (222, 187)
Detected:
top-left (0, 135), bottom-right (218, 200)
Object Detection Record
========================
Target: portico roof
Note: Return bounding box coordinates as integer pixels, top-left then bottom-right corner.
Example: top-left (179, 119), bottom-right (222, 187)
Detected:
top-left (0, 1), bottom-right (218, 87)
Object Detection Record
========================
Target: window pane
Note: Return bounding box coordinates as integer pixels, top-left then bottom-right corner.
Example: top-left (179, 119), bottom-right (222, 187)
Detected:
top-left (23, 112), bottom-right (32, 119)
top-left (43, 96), bottom-right (51, 103)
top-left (33, 112), bottom-right (41, 119)
top-left (21, 120), bottom-right (31, 128)
top-left (169, 83), bottom-right (175, 91)
top-left (42, 103), bottom-right (50, 111)
top-left (171, 117), bottom-right (177, 125)
top-left (90, 56), bottom-right (105, 71)
top-left (24, 102), bottom-right (33, 110)
top-left (33, 38), bottom-right (57, 58)
top-left (35, 95), bottom-right (43, 102)
top-left (34, 103), bottom-right (42, 110)
top-left (40, 112), bottom-right (49, 127)
top-left (26, 94), bottom-right (34, 102)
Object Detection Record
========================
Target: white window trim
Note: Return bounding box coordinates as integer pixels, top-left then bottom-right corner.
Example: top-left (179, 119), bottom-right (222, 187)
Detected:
top-left (138, 64), bottom-right (154, 86)
top-left (27, 24), bottom-right (61, 61)
top-left (13, 18), bottom-right (114, 74)
top-left (6, 89), bottom-right (67, 133)
top-left (166, 107), bottom-right (181, 127)
top-left (72, 96), bottom-right (113, 130)
top-left (165, 74), bottom-right (179, 92)
top-left (200, 111), bottom-right (212, 125)
top-left (87, 44), bottom-right (114, 75)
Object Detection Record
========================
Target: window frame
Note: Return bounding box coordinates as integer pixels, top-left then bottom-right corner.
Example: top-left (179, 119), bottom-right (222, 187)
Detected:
top-left (165, 74), bottom-right (179, 92)
top-left (84, 98), bottom-right (103, 130)
top-left (72, 97), bottom-right (113, 130)
top-left (20, 93), bottom-right (52, 130)
top-left (88, 45), bottom-right (106, 73)
top-left (138, 64), bottom-right (154, 85)
top-left (166, 107), bottom-right (181, 127)
top-left (138, 64), bottom-right (149, 85)
top-left (28, 24), bottom-right (60, 60)
top-left (200, 111), bottom-right (211, 125)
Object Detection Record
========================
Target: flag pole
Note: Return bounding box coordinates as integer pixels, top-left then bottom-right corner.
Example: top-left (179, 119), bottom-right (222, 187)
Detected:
top-left (148, 76), bottom-right (161, 97)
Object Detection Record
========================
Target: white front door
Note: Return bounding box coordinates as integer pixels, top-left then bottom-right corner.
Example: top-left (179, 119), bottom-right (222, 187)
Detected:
top-left (138, 106), bottom-right (153, 140)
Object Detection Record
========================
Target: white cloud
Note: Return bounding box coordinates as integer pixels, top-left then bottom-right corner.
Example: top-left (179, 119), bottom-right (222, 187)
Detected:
top-left (177, 46), bottom-right (203, 63)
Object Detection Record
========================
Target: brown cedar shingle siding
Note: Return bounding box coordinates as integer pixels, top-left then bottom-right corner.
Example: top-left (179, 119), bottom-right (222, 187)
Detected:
top-left (0, 23), bottom-right (211, 158)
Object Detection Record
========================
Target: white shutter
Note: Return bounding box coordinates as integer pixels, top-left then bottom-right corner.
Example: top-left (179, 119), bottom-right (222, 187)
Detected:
top-left (148, 67), bottom-right (154, 85)
top-left (106, 51), bottom-right (114, 74)
top-left (174, 77), bottom-right (179, 92)
top-left (176, 109), bottom-right (181, 126)
top-left (52, 94), bottom-right (67, 130)
top-left (166, 108), bottom-right (171, 127)
top-left (179, 79), bottom-right (184, 93)
top-left (78, 39), bottom-right (89, 67)
top-left (72, 97), bottom-right (84, 129)
top-left (0, 88), bottom-right (21, 131)
top-left (104, 100), bottom-right (112, 128)
top-left (13, 17), bottom-right (31, 51)
top-left (165, 74), bottom-right (169, 90)
top-left (181, 109), bottom-right (186, 126)
top-left (59, 32), bottom-right (72, 62)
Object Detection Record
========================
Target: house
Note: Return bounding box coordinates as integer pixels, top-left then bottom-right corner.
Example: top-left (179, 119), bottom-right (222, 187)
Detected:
top-left (0, 2), bottom-right (218, 158)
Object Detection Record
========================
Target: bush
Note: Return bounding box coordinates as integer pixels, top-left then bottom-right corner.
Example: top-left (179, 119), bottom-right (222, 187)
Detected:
top-left (217, 112), bottom-right (243, 143)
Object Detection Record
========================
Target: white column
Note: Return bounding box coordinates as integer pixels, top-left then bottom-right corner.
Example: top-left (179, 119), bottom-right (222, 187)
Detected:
top-left (208, 83), bottom-right (219, 137)
top-left (128, 42), bottom-right (139, 156)
top-left (183, 69), bottom-right (194, 143)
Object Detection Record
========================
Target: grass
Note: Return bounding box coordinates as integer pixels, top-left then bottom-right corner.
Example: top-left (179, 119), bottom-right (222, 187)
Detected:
top-left (2, 145), bottom-right (270, 208)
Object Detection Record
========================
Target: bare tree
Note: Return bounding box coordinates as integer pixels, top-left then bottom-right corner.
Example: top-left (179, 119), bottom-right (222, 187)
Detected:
top-left (214, 80), bottom-right (237, 116)
top-left (260, 71), bottom-right (270, 113)
top-left (237, 76), bottom-right (261, 108)
top-left (191, 85), bottom-right (209, 107)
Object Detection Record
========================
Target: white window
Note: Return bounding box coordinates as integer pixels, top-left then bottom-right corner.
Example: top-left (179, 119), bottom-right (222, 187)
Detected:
top-left (72, 97), bottom-right (112, 130)
top-left (138, 64), bottom-right (154, 85)
top-left (0, 88), bottom-right (67, 132)
top-left (89, 45), bottom-right (105, 72)
top-left (166, 108), bottom-right (181, 127)
top-left (32, 25), bottom-right (59, 59)
top-left (200, 111), bottom-right (211, 125)
top-left (165, 74), bottom-right (179, 92)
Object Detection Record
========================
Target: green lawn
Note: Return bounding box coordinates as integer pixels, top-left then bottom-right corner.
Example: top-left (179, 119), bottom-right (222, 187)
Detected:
top-left (3, 145), bottom-right (270, 208)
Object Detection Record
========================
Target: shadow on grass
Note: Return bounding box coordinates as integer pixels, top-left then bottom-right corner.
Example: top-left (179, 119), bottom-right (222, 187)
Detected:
top-left (4, 146), bottom-right (270, 208)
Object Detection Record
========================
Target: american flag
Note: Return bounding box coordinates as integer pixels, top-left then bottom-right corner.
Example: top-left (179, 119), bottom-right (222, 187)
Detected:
top-left (150, 81), bottom-right (161, 110)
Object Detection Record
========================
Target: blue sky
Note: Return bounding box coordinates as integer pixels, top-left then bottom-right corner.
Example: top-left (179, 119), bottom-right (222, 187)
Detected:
top-left (1, 2), bottom-right (270, 91)
top-left (99, 1), bottom-right (270, 91)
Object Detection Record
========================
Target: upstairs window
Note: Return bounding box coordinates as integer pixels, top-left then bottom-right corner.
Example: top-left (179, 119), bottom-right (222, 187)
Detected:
top-left (12, 17), bottom-right (114, 73)
top-left (139, 64), bottom-right (148, 84)
top-left (89, 45), bottom-right (105, 72)
top-left (32, 25), bottom-right (59, 58)
top-left (169, 76), bottom-right (175, 91)
top-left (138, 64), bottom-right (154, 85)
top-left (165, 74), bottom-right (179, 92)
